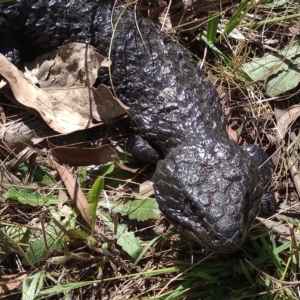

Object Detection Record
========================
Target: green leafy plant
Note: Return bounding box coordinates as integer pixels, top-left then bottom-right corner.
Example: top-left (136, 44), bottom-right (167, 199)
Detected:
top-left (241, 41), bottom-right (300, 96)
top-left (3, 188), bottom-right (59, 206)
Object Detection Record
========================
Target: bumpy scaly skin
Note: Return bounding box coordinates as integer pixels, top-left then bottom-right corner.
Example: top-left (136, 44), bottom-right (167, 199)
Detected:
top-left (155, 133), bottom-right (263, 252)
top-left (0, 0), bottom-right (274, 252)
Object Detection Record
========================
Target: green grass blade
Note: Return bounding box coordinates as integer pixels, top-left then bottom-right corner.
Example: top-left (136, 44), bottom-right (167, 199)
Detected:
top-left (220, 0), bottom-right (254, 40)
top-left (239, 259), bottom-right (254, 285)
top-left (132, 236), bottom-right (161, 268)
top-left (22, 271), bottom-right (46, 300)
top-left (88, 177), bottom-right (104, 235)
top-left (199, 31), bottom-right (232, 66)
top-left (207, 11), bottom-right (219, 43)
top-left (239, 12), bottom-right (300, 29)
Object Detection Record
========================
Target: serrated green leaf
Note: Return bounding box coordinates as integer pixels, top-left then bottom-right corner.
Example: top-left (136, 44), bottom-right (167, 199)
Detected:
top-left (31, 165), bottom-right (56, 185)
top-left (17, 163), bottom-right (56, 185)
top-left (116, 225), bottom-right (142, 258)
top-left (0, 225), bottom-right (30, 263)
top-left (98, 212), bottom-right (142, 259)
top-left (265, 65), bottom-right (300, 96)
top-left (99, 197), bottom-right (161, 221)
top-left (25, 222), bottom-right (64, 265)
top-left (3, 188), bottom-right (59, 206)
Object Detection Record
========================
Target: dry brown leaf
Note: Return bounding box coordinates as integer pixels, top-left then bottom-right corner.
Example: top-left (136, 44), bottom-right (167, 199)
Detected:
top-left (0, 101), bottom-right (6, 124)
top-left (54, 161), bottom-right (104, 236)
top-left (137, 180), bottom-right (155, 197)
top-left (0, 161), bottom-right (21, 191)
top-left (0, 43), bottom-right (129, 134)
top-left (54, 161), bottom-right (91, 226)
top-left (0, 80), bottom-right (6, 89)
top-left (226, 125), bottom-right (239, 142)
top-left (276, 104), bottom-right (300, 140)
top-left (6, 146), bottom-right (37, 172)
top-left (0, 123), bottom-right (38, 172)
top-left (0, 53), bottom-right (91, 133)
top-left (149, 4), bottom-right (167, 20)
top-left (0, 273), bottom-right (28, 295)
top-left (92, 84), bottom-right (129, 120)
top-left (114, 160), bottom-right (140, 173)
top-left (275, 105), bottom-right (300, 201)
top-left (0, 124), bottom-right (34, 153)
top-left (27, 43), bottom-right (129, 122)
top-left (49, 142), bottom-right (119, 166)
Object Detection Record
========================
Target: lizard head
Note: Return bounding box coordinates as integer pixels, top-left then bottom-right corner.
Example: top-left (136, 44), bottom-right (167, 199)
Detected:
top-left (154, 133), bottom-right (262, 253)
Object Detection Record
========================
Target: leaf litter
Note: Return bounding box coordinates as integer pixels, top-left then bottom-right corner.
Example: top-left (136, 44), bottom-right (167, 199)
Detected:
top-left (0, 39), bottom-right (165, 298)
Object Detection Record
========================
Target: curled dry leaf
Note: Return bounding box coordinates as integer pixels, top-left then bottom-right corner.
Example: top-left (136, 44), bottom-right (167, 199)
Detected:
top-left (0, 124), bottom-right (34, 153)
top-left (49, 141), bottom-right (119, 166)
top-left (54, 161), bottom-right (103, 235)
top-left (0, 124), bottom-right (37, 172)
top-left (226, 125), bottom-right (239, 142)
top-left (0, 53), bottom-right (87, 133)
top-left (0, 273), bottom-right (28, 295)
top-left (91, 84), bottom-right (129, 120)
top-left (54, 161), bottom-right (91, 226)
top-left (148, 4), bottom-right (167, 20)
top-left (135, 180), bottom-right (155, 198)
top-left (6, 147), bottom-right (37, 172)
top-left (256, 217), bottom-right (299, 243)
top-left (0, 43), bottom-right (129, 134)
top-left (276, 105), bottom-right (300, 199)
top-left (28, 42), bottom-right (129, 122)
top-left (276, 104), bottom-right (300, 141)
top-left (0, 161), bottom-right (21, 191)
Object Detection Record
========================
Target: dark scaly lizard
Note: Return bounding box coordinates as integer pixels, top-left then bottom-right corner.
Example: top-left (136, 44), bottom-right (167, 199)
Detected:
top-left (0, 0), bottom-right (275, 252)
